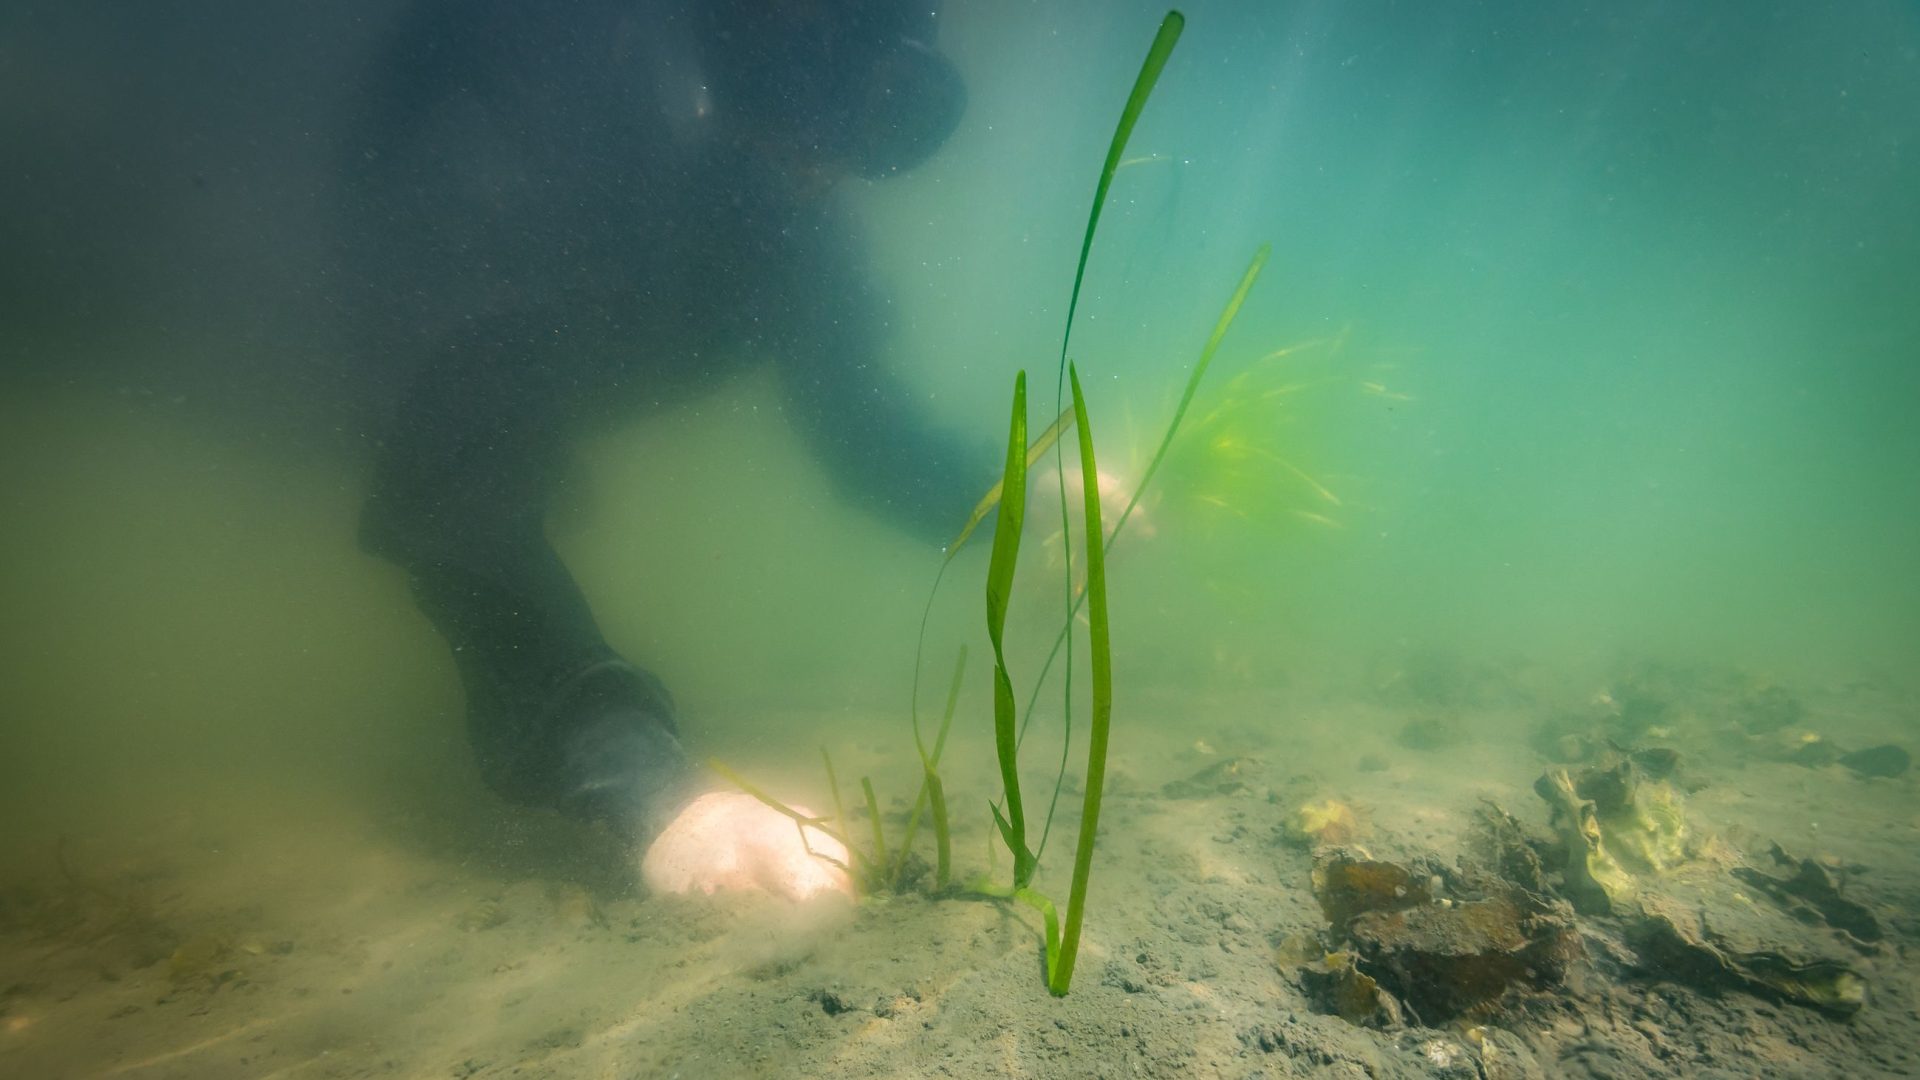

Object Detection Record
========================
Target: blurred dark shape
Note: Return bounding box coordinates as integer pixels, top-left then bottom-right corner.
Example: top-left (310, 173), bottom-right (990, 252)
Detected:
top-left (1836, 743), bottom-right (1910, 779)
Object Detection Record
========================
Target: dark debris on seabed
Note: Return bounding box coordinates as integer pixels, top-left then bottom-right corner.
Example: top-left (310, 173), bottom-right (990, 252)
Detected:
top-left (1188, 655), bottom-right (1920, 1079)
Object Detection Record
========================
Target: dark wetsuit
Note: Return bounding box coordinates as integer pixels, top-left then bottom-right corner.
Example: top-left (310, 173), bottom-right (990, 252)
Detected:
top-left (339, 0), bottom-right (985, 839)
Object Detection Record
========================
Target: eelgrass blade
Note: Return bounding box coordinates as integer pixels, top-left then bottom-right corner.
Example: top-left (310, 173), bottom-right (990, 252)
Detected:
top-left (941, 405), bottom-right (1074, 559)
top-left (1016, 886), bottom-right (1063, 977)
top-left (1017, 244), bottom-right (1268, 750)
top-left (707, 758), bottom-right (854, 876)
top-left (934, 646), bottom-right (967, 764)
top-left (985, 371), bottom-right (1035, 887)
top-left (929, 649), bottom-right (965, 889)
top-left (861, 777), bottom-right (890, 876)
top-left (707, 759), bottom-right (840, 835)
top-left (914, 400), bottom-right (1066, 816)
top-left (1056, 10), bottom-right (1186, 378)
top-left (895, 647), bottom-right (968, 889)
top-left (1041, 11), bottom-right (1187, 868)
top-left (907, 402), bottom-right (1064, 886)
top-left (926, 767), bottom-right (951, 891)
top-left (822, 749), bottom-right (861, 888)
top-left (1048, 364), bottom-right (1115, 996)
top-left (1109, 243), bottom-right (1269, 541)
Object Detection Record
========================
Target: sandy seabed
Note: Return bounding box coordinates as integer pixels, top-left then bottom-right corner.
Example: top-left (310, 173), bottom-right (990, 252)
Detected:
top-left (3, 672), bottom-right (1915, 1080)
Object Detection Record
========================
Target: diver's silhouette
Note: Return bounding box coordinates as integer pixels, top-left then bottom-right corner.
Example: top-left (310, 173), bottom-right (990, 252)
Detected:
top-left (340, 0), bottom-right (984, 845)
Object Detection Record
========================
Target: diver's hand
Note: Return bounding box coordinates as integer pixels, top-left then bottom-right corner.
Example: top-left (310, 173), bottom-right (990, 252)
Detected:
top-left (640, 791), bottom-right (852, 901)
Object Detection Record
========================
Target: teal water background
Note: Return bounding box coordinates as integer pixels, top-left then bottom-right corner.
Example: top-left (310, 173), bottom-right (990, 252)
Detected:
top-left (869, 0), bottom-right (1920, 683)
top-left (1, 0), bottom-right (1915, 850)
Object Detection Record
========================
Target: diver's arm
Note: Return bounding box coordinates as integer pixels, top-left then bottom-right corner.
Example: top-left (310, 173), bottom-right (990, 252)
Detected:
top-left (363, 321), bottom-right (847, 902)
top-left (773, 244), bottom-right (996, 546)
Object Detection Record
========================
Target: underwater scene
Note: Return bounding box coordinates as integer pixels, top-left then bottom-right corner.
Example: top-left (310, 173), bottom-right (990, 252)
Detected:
top-left (2, 1), bottom-right (1917, 1077)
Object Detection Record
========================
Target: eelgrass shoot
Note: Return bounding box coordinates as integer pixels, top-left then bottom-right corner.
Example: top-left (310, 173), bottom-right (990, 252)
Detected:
top-left (958, 9), bottom-right (1187, 996)
top-left (711, 7), bottom-right (1274, 999)
top-left (709, 644), bottom-right (968, 897)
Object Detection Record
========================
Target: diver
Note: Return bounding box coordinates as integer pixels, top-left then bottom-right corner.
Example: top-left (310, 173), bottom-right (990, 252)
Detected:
top-left (339, 0), bottom-right (987, 898)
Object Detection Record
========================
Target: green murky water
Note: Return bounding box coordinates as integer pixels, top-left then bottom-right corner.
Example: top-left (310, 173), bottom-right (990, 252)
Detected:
top-left (2, 3), bottom-right (1915, 1077)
